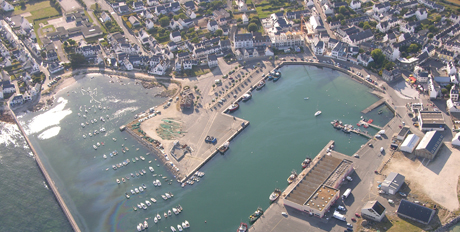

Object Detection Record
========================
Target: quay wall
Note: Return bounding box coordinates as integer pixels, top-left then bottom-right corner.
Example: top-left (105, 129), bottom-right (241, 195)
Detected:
top-left (276, 62), bottom-right (385, 93)
top-left (8, 108), bottom-right (81, 232)
top-left (434, 216), bottom-right (460, 232)
top-left (178, 119), bottom-right (250, 183)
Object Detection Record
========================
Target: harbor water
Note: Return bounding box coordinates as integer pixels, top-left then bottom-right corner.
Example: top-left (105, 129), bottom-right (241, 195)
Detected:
top-left (4, 66), bottom-right (392, 232)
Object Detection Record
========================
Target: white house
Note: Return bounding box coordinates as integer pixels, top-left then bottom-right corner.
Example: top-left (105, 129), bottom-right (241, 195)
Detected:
top-left (242, 13), bottom-right (249, 24)
top-left (357, 53), bottom-right (373, 67)
top-left (170, 31), bottom-right (181, 43)
top-left (361, 201), bottom-right (386, 222)
top-left (147, 0), bottom-right (159, 6)
top-left (323, 4), bottom-right (333, 15)
top-left (312, 41), bottom-right (324, 55)
top-left (377, 21), bottom-right (391, 33)
top-left (265, 47), bottom-right (274, 56)
top-left (233, 33), bottom-right (253, 49)
top-left (344, 29), bottom-right (374, 45)
top-left (450, 14), bottom-right (460, 24)
top-left (383, 46), bottom-right (400, 61)
top-left (123, 58), bottom-right (133, 70)
top-left (207, 20), bottom-right (219, 32)
top-left (416, 8), bottom-right (428, 21)
top-left (149, 60), bottom-right (169, 75)
top-left (1, 0), bottom-right (14, 11)
top-left (100, 12), bottom-right (112, 23)
top-left (373, 2), bottom-right (391, 13)
top-left (207, 54), bottom-right (218, 68)
top-left (350, 0), bottom-right (361, 10)
top-left (145, 19), bottom-right (154, 30)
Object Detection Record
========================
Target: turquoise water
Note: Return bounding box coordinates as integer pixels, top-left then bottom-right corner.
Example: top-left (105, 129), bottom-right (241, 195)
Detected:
top-left (10, 66), bottom-right (392, 232)
top-left (450, 223), bottom-right (460, 232)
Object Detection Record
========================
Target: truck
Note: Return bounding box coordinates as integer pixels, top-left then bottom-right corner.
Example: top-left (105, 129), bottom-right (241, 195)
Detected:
top-left (333, 211), bottom-right (346, 221)
top-left (342, 188), bottom-right (352, 199)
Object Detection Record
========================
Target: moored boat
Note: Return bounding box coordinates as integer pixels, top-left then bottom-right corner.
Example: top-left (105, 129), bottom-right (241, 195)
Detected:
top-left (228, 103), bottom-right (239, 113)
top-left (256, 80), bottom-right (265, 90)
top-left (177, 225), bottom-right (183, 231)
top-left (269, 188), bottom-right (281, 202)
top-left (184, 220), bottom-right (190, 228)
top-left (287, 170), bottom-right (297, 184)
top-left (93, 145), bottom-right (97, 150)
top-left (219, 141), bottom-right (230, 154)
top-left (314, 111), bottom-right (322, 116)
top-left (171, 226), bottom-right (176, 232)
top-left (242, 92), bottom-right (252, 101)
top-left (301, 158), bottom-right (312, 169)
top-left (249, 207), bottom-right (264, 223)
top-left (237, 222), bottom-right (248, 232)
top-left (149, 166), bottom-right (154, 172)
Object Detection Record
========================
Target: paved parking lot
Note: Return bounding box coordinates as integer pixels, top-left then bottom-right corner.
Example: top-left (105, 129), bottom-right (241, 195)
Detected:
top-left (48, 17), bottom-right (76, 30)
top-left (59, 0), bottom-right (82, 13)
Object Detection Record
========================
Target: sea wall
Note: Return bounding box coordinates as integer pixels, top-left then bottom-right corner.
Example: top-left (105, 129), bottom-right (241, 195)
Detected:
top-left (8, 108), bottom-right (81, 232)
top-left (434, 216), bottom-right (460, 232)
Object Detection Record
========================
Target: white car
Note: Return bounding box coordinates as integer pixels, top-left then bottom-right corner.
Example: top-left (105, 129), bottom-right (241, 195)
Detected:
top-left (337, 205), bottom-right (346, 211)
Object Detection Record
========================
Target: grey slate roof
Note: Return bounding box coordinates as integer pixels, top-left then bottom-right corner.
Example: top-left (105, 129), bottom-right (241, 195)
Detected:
top-left (397, 199), bottom-right (435, 224)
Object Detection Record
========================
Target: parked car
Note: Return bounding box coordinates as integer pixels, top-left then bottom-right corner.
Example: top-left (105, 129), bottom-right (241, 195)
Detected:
top-left (346, 176), bottom-right (353, 181)
top-left (337, 205), bottom-right (346, 211)
top-left (399, 192), bottom-right (407, 197)
top-left (355, 213), bottom-right (361, 218)
top-left (388, 199), bottom-right (394, 204)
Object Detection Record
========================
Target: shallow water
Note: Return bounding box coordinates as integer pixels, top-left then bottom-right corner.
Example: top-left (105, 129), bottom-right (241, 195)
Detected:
top-left (7, 66), bottom-right (392, 232)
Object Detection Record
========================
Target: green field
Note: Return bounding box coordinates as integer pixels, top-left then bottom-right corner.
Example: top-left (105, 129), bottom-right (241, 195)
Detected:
top-left (255, 0), bottom-right (290, 18)
top-left (13, 1), bottom-right (52, 15)
top-left (13, 1), bottom-right (60, 21)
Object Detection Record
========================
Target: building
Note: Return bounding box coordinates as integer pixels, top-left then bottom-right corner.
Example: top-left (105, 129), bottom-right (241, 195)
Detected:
top-left (207, 20), bottom-right (219, 32)
top-left (418, 111), bottom-right (445, 132)
top-left (207, 54), bottom-right (218, 68)
top-left (397, 199), bottom-right (436, 225)
top-left (415, 130), bottom-right (444, 160)
top-left (233, 33), bottom-right (253, 49)
top-left (395, 126), bottom-right (410, 141)
top-left (180, 93), bottom-right (193, 109)
top-left (381, 172), bottom-right (405, 195)
top-left (312, 41), bottom-right (324, 55)
top-left (361, 201), bottom-right (386, 222)
top-left (382, 69), bottom-right (401, 82)
top-left (283, 151), bottom-right (354, 218)
top-left (170, 31), bottom-right (181, 43)
top-left (400, 134), bottom-right (420, 153)
top-left (1, 0), bottom-right (14, 11)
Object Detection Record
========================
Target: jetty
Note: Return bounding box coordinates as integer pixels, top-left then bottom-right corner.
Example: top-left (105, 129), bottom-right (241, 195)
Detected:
top-left (331, 120), bottom-right (372, 139)
top-left (361, 98), bottom-right (386, 114)
top-left (357, 119), bottom-right (383, 130)
top-left (9, 108), bottom-right (81, 232)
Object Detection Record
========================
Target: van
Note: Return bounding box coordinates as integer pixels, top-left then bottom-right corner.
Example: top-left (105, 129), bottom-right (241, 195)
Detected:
top-left (342, 188), bottom-right (351, 199)
top-left (333, 211), bottom-right (346, 221)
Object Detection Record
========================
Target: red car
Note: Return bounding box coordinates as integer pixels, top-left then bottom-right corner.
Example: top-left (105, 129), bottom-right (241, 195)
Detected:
top-left (351, 218), bottom-right (356, 222)
top-left (355, 213), bottom-right (361, 218)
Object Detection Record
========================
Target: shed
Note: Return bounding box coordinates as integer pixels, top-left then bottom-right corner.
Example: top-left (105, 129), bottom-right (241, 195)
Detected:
top-left (380, 172), bottom-right (405, 195)
top-left (415, 131), bottom-right (444, 160)
top-left (452, 132), bottom-right (460, 147)
top-left (395, 126), bottom-right (410, 141)
top-left (361, 200), bottom-right (386, 222)
top-left (397, 199), bottom-right (435, 225)
top-left (400, 134), bottom-right (420, 153)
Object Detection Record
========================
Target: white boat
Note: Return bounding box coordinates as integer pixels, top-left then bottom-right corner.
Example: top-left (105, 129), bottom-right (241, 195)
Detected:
top-left (375, 134), bottom-right (381, 138)
top-left (100, 127), bottom-right (106, 132)
top-left (139, 186), bottom-right (144, 192)
top-left (314, 111), bottom-right (322, 116)
top-left (149, 166), bottom-right (154, 172)
top-left (88, 133), bottom-right (92, 137)
top-left (153, 180), bottom-right (157, 186)
top-left (304, 97), bottom-right (309, 100)
top-left (161, 195), bottom-right (167, 200)
top-left (130, 189), bottom-right (135, 195)
top-left (116, 179), bottom-right (120, 184)
top-left (150, 197), bottom-right (157, 203)
top-left (172, 208), bottom-right (179, 214)
top-left (141, 203), bottom-right (147, 210)
top-left (137, 224), bottom-right (142, 231)
top-left (164, 212), bottom-right (168, 218)
top-left (171, 226), bottom-right (176, 232)
top-left (165, 193), bottom-right (171, 198)
top-left (143, 221), bottom-right (148, 228)
top-left (93, 145), bottom-right (97, 150)
top-left (157, 213), bottom-right (161, 220)
top-left (168, 210), bottom-right (172, 216)
top-left (154, 217), bottom-right (158, 223)
top-left (145, 200), bottom-right (151, 206)
top-left (96, 142), bottom-right (100, 146)
top-left (135, 188), bottom-right (139, 193)
top-left (182, 222), bottom-right (187, 229)
top-left (156, 179), bottom-right (161, 186)
top-left (83, 135), bottom-right (86, 139)
top-left (184, 220), bottom-right (190, 228)
top-left (103, 154), bottom-right (107, 159)
top-left (177, 225), bottom-right (183, 231)
top-left (113, 138), bottom-right (117, 141)
top-left (81, 123), bottom-right (85, 127)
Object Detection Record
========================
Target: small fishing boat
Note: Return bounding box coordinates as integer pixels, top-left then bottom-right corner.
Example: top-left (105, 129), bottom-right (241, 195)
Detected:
top-left (269, 189), bottom-right (281, 202)
top-left (96, 142), bottom-right (100, 146)
top-left (133, 206), bottom-right (137, 211)
top-left (156, 179), bottom-right (161, 186)
top-left (113, 138), bottom-right (116, 141)
top-left (93, 145), bottom-right (97, 150)
top-left (164, 212), bottom-right (168, 218)
top-left (314, 111), bottom-right (322, 116)
top-left (137, 224), bottom-right (142, 231)
top-left (301, 158), bottom-right (312, 169)
top-left (149, 166), bottom-right (154, 172)
top-left (135, 188), bottom-right (139, 193)
top-left (168, 210), bottom-right (172, 216)
top-left (242, 92), bottom-right (252, 101)
top-left (304, 97), bottom-right (309, 100)
top-left (142, 183), bottom-right (147, 189)
top-left (130, 189), bottom-right (135, 195)
top-left (219, 141), bottom-right (230, 154)
top-left (81, 123), bottom-right (85, 127)
top-left (237, 222), bottom-right (248, 232)
top-left (103, 154), bottom-right (107, 159)
top-left (157, 213), bottom-right (161, 220)
top-left (116, 179), bottom-right (120, 184)
top-left (256, 80), bottom-right (265, 90)
top-left (150, 197), bottom-right (157, 203)
top-left (227, 103), bottom-right (239, 113)
top-left (177, 225), bottom-right (183, 231)
top-left (287, 170), bottom-right (297, 184)
top-left (140, 156), bottom-right (145, 160)
top-left (141, 203), bottom-right (147, 210)
top-left (171, 226), bottom-right (176, 232)
top-left (162, 195), bottom-right (167, 200)
top-left (249, 207), bottom-right (264, 223)
top-left (165, 193), bottom-right (171, 198)
top-left (173, 208), bottom-right (179, 214)
top-left (145, 200), bottom-right (151, 206)
top-left (139, 186), bottom-right (144, 192)
top-left (122, 178), bottom-right (125, 182)
top-left (125, 193), bottom-right (130, 199)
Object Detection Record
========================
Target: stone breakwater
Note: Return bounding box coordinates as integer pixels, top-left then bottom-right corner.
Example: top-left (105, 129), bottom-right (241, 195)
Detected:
top-left (9, 108), bottom-right (81, 232)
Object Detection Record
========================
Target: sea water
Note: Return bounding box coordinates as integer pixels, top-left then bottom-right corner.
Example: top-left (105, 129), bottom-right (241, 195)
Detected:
top-left (5, 66), bottom-right (392, 232)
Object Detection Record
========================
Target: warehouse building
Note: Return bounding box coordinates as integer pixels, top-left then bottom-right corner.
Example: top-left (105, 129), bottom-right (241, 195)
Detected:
top-left (381, 172), bottom-right (405, 195)
top-left (400, 134), bottom-right (420, 153)
top-left (415, 131), bottom-right (444, 160)
top-left (418, 111), bottom-right (445, 131)
top-left (397, 199), bottom-right (436, 225)
top-left (361, 200), bottom-right (386, 222)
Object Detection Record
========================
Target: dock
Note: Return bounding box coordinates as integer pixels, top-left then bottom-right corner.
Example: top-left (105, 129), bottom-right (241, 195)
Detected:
top-left (358, 119), bottom-right (383, 130)
top-left (361, 98), bottom-right (386, 114)
top-left (331, 121), bottom-right (372, 139)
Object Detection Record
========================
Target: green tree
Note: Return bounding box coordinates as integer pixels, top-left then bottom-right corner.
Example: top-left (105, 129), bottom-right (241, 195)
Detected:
top-left (339, 6), bottom-right (347, 14)
top-left (384, 61), bottom-right (394, 71)
top-left (369, 21), bottom-right (377, 27)
top-left (341, 20), bottom-right (346, 25)
top-left (248, 23), bottom-right (258, 32)
top-left (407, 44), bottom-right (419, 53)
top-left (428, 25), bottom-right (437, 33)
top-left (159, 16), bottom-right (170, 27)
top-left (337, 14), bottom-right (344, 21)
top-left (359, 48), bottom-right (364, 53)
top-left (63, 41), bottom-right (68, 46)
top-left (442, 88), bottom-right (448, 95)
top-left (363, 24), bottom-right (371, 30)
top-left (371, 49), bottom-right (385, 67)
top-left (358, 21), bottom-right (364, 28)
top-left (215, 29), bottom-right (223, 36)
top-left (327, 16), bottom-right (332, 23)
top-left (428, 33), bottom-right (434, 38)
top-left (68, 39), bottom-right (76, 46)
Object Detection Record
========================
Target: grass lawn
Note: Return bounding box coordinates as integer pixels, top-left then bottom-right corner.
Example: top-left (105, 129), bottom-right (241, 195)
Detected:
top-left (446, 0), bottom-right (460, 6)
top-left (13, 1), bottom-right (52, 15)
top-left (255, 0), bottom-right (289, 18)
top-left (40, 24), bottom-right (56, 35)
top-left (84, 10), bottom-right (93, 23)
top-left (28, 7), bottom-right (59, 21)
top-left (33, 18), bottom-right (53, 46)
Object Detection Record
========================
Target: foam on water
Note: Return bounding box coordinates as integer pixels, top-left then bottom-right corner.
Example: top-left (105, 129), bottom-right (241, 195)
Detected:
top-left (23, 97), bottom-right (72, 135)
top-left (113, 106), bottom-right (139, 118)
top-left (0, 122), bottom-right (22, 147)
top-left (37, 126), bottom-right (61, 140)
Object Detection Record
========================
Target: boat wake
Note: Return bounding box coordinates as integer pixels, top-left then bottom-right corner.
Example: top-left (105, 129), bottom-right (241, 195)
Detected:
top-left (113, 107), bottom-right (139, 118)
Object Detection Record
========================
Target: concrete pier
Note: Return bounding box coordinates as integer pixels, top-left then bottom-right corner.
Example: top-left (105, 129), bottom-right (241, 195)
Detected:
top-left (9, 108), bottom-right (81, 232)
top-left (361, 98), bottom-right (386, 114)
